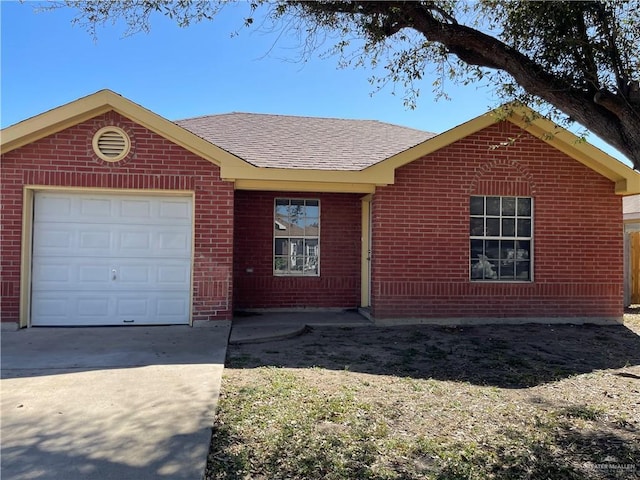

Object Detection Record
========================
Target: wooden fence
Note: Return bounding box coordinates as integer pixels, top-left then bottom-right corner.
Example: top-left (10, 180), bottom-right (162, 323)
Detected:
top-left (631, 231), bottom-right (640, 304)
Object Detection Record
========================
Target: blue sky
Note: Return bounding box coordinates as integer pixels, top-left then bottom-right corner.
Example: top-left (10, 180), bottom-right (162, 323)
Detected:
top-left (0, 1), bottom-right (628, 164)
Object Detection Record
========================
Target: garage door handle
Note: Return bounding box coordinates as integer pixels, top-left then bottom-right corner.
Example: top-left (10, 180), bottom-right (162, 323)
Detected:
top-left (112, 269), bottom-right (117, 280)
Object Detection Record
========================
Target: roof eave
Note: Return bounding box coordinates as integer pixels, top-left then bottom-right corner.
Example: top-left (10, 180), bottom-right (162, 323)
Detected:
top-left (223, 164), bottom-right (390, 193)
top-left (506, 108), bottom-right (640, 194)
top-left (1, 89), bottom-right (249, 170)
top-left (5, 92), bottom-right (638, 195)
top-left (364, 105), bottom-right (640, 195)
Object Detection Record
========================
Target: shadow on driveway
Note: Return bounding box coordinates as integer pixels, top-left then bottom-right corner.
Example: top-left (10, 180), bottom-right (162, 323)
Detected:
top-left (1, 325), bottom-right (229, 480)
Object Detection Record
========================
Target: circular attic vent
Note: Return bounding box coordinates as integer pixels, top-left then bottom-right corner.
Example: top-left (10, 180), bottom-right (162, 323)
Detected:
top-left (92, 126), bottom-right (131, 162)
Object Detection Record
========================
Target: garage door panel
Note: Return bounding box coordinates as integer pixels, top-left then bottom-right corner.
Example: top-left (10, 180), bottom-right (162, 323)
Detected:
top-left (33, 263), bottom-right (71, 283)
top-left (158, 265), bottom-right (190, 284)
top-left (119, 230), bottom-right (152, 250)
top-left (117, 298), bottom-right (149, 316)
top-left (115, 226), bottom-right (190, 257)
top-left (33, 258), bottom-right (191, 291)
top-left (156, 296), bottom-right (190, 319)
top-left (32, 295), bottom-right (112, 326)
top-left (77, 297), bottom-right (111, 316)
top-left (32, 297), bottom-right (69, 320)
top-left (33, 293), bottom-right (190, 326)
top-left (119, 265), bottom-right (150, 284)
top-left (35, 224), bottom-right (190, 258)
top-left (115, 295), bottom-right (189, 324)
top-left (80, 198), bottom-right (113, 218)
top-left (34, 223), bottom-right (113, 257)
top-left (32, 192), bottom-right (193, 326)
top-left (33, 227), bottom-right (74, 250)
top-left (158, 231), bottom-right (190, 251)
top-left (119, 198), bottom-right (152, 219)
top-left (115, 260), bottom-right (191, 289)
top-left (159, 200), bottom-right (191, 222)
top-left (35, 194), bottom-right (193, 225)
top-left (33, 258), bottom-right (111, 289)
top-left (35, 196), bottom-right (73, 219)
top-left (79, 265), bottom-right (111, 284)
top-left (80, 229), bottom-right (112, 249)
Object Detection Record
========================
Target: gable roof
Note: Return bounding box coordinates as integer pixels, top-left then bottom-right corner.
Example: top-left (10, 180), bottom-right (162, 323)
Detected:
top-left (365, 105), bottom-right (640, 194)
top-left (0, 89), bottom-right (249, 171)
top-left (176, 113), bottom-right (434, 171)
top-left (2, 89), bottom-right (639, 194)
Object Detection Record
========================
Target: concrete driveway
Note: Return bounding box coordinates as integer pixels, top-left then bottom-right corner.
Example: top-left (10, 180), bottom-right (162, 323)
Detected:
top-left (1, 323), bottom-right (230, 480)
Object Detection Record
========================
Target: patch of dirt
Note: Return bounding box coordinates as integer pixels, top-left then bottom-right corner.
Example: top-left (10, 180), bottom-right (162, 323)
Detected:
top-left (228, 318), bottom-right (640, 387)
top-left (212, 315), bottom-right (640, 479)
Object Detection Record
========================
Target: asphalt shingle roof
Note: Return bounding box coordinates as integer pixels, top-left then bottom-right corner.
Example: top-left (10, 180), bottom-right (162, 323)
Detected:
top-left (175, 112), bottom-right (435, 170)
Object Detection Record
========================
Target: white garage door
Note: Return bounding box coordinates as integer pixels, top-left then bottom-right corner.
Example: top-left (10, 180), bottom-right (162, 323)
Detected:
top-left (31, 192), bottom-right (193, 326)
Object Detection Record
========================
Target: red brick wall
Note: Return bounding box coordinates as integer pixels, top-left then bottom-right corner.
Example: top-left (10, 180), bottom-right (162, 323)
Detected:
top-left (1, 111), bottom-right (234, 324)
top-left (234, 191), bottom-right (361, 309)
top-left (371, 121), bottom-right (623, 320)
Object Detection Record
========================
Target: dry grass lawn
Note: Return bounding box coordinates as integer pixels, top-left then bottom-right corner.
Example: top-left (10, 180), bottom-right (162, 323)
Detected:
top-left (207, 314), bottom-right (640, 479)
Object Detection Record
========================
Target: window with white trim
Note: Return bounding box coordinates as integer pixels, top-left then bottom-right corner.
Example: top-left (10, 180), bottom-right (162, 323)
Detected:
top-left (470, 196), bottom-right (532, 281)
top-left (274, 198), bottom-right (320, 276)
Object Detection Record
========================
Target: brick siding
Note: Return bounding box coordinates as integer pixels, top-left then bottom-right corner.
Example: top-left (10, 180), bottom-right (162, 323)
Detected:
top-left (371, 121), bottom-right (623, 320)
top-left (1, 114), bottom-right (624, 325)
top-left (1, 111), bottom-right (234, 324)
top-left (233, 191), bottom-right (361, 309)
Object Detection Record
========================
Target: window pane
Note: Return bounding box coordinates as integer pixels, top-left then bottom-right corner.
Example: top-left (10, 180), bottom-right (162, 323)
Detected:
top-left (486, 197), bottom-right (501, 215)
top-left (274, 199), bottom-right (320, 276)
top-left (471, 256), bottom-right (498, 279)
top-left (499, 261), bottom-right (515, 279)
top-left (517, 218), bottom-right (531, 237)
top-left (516, 240), bottom-right (530, 259)
top-left (470, 239), bottom-right (484, 258)
top-left (500, 240), bottom-right (516, 261)
top-left (470, 217), bottom-right (484, 236)
top-left (470, 196), bottom-right (484, 215)
top-left (274, 238), bottom-right (289, 255)
top-left (305, 205), bottom-right (319, 218)
top-left (274, 257), bottom-right (288, 273)
top-left (502, 218), bottom-right (515, 236)
top-left (502, 197), bottom-right (516, 216)
top-left (516, 261), bottom-right (530, 280)
top-left (486, 218), bottom-right (500, 236)
top-left (275, 206), bottom-right (289, 219)
top-left (304, 239), bottom-right (318, 274)
top-left (274, 219), bottom-right (288, 236)
top-left (305, 222), bottom-right (319, 236)
top-left (470, 196), bottom-right (532, 282)
top-left (485, 240), bottom-right (500, 260)
top-left (290, 238), bottom-right (304, 255)
top-left (275, 199), bottom-right (289, 219)
top-left (291, 259), bottom-right (304, 272)
top-left (517, 197), bottom-right (532, 216)
top-left (471, 258), bottom-right (483, 279)
top-left (289, 213), bottom-right (303, 228)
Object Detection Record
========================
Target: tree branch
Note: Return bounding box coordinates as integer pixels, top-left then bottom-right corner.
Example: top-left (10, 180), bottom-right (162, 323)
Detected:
top-left (298, 1), bottom-right (640, 166)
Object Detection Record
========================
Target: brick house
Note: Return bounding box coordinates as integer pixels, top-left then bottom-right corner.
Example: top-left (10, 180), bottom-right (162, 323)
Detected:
top-left (2, 89), bottom-right (638, 329)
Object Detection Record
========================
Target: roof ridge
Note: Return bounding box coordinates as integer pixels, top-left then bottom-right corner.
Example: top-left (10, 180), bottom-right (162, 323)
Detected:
top-left (176, 111), bottom-right (434, 134)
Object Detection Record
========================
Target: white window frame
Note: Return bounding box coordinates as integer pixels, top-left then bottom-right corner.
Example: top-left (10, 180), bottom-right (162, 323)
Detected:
top-left (273, 198), bottom-right (320, 276)
top-left (470, 195), bottom-right (533, 282)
